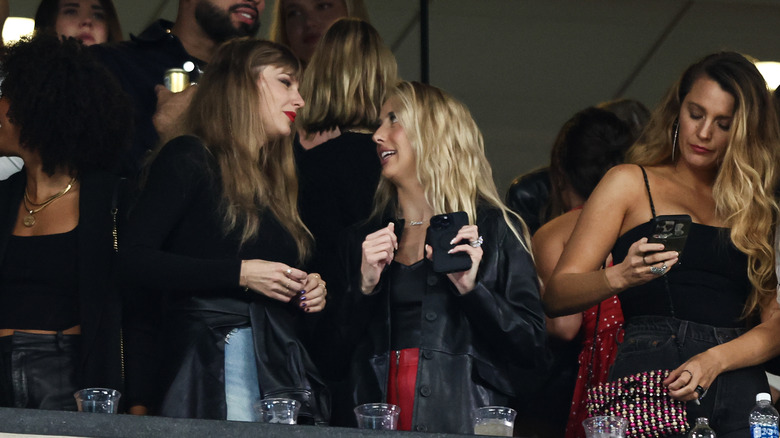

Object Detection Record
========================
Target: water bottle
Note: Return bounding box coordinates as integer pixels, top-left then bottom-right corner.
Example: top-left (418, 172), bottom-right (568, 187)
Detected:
top-left (688, 417), bottom-right (715, 438)
top-left (750, 392), bottom-right (780, 438)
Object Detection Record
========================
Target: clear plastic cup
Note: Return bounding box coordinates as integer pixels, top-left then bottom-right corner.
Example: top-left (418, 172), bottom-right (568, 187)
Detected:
top-left (582, 416), bottom-right (628, 438)
top-left (474, 406), bottom-right (516, 436)
top-left (74, 388), bottom-right (121, 414)
top-left (353, 403), bottom-right (400, 430)
top-left (255, 398), bottom-right (300, 424)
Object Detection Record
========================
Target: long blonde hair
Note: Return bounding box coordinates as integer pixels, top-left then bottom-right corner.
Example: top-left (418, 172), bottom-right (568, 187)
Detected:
top-left (298, 18), bottom-right (397, 133)
top-left (372, 81), bottom-right (531, 251)
top-left (183, 37), bottom-right (311, 262)
top-left (627, 52), bottom-right (780, 315)
top-left (268, 0), bottom-right (370, 50)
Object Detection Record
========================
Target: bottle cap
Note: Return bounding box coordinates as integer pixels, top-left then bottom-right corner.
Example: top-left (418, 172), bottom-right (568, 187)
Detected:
top-left (757, 392), bottom-right (772, 402)
top-left (695, 417), bottom-right (709, 424)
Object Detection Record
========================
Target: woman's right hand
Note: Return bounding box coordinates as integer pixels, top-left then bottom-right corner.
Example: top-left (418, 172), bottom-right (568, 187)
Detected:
top-left (360, 222), bottom-right (397, 294)
top-left (240, 260), bottom-right (307, 303)
top-left (604, 237), bottom-right (679, 291)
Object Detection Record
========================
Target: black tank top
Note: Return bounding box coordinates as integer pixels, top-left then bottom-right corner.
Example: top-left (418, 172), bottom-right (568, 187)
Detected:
top-left (611, 166), bottom-right (750, 327)
top-left (0, 228), bottom-right (80, 330)
top-left (389, 259), bottom-right (425, 350)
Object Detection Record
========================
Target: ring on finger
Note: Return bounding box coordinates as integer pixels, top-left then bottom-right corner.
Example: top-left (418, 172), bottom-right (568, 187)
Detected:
top-left (649, 264), bottom-right (668, 275)
top-left (681, 370), bottom-right (693, 381)
top-left (285, 281), bottom-right (291, 290)
top-left (285, 268), bottom-right (292, 276)
top-left (469, 236), bottom-right (484, 248)
top-left (695, 385), bottom-right (708, 400)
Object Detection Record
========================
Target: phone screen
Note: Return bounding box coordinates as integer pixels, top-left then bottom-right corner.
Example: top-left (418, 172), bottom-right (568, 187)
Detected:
top-left (647, 214), bottom-right (692, 256)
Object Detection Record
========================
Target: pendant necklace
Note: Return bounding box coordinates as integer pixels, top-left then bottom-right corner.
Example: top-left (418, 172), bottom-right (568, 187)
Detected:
top-left (22, 177), bottom-right (76, 227)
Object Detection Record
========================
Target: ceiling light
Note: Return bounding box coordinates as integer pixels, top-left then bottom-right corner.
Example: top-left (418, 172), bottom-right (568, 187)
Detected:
top-left (2, 17), bottom-right (35, 45)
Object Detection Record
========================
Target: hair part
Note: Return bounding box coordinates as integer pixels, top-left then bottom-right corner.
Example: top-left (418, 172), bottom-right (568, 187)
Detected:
top-left (181, 37), bottom-right (311, 262)
top-left (34, 0), bottom-right (123, 43)
top-left (372, 81), bottom-right (532, 251)
top-left (298, 18), bottom-right (397, 133)
top-left (627, 52), bottom-right (780, 315)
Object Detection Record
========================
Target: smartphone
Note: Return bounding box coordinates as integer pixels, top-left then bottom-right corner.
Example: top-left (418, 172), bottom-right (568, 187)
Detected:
top-left (647, 214), bottom-right (692, 256)
top-left (426, 211), bottom-right (472, 274)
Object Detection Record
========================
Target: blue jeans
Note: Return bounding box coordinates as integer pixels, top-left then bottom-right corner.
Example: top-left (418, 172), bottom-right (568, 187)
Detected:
top-left (611, 316), bottom-right (767, 438)
top-left (224, 327), bottom-right (261, 421)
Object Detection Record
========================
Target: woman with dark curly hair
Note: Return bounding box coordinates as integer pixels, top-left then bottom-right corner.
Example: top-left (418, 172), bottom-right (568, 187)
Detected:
top-left (0, 34), bottom-right (132, 411)
top-left (34, 0), bottom-right (122, 45)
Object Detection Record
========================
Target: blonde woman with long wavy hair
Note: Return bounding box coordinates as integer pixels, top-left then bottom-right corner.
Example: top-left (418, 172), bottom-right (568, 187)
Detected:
top-left (121, 38), bottom-right (329, 422)
top-left (544, 52), bottom-right (780, 436)
top-left (331, 81), bottom-right (546, 433)
top-left (268, 0), bottom-right (368, 65)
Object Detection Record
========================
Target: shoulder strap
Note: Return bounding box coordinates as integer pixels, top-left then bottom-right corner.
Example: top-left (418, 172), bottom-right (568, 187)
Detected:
top-left (638, 165), bottom-right (657, 218)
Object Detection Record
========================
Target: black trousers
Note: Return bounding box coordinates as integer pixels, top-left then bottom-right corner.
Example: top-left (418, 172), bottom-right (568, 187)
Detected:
top-left (0, 331), bottom-right (80, 410)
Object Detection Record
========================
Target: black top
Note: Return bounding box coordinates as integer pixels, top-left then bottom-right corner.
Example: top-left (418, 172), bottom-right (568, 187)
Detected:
top-left (122, 135), bottom-right (300, 322)
top-left (612, 166), bottom-right (750, 327)
top-left (388, 259), bottom-right (424, 350)
top-left (92, 20), bottom-right (205, 178)
top-left (294, 132), bottom-right (380, 270)
top-left (0, 171), bottom-right (125, 402)
top-left (120, 135), bottom-right (330, 420)
top-left (0, 228), bottom-right (79, 330)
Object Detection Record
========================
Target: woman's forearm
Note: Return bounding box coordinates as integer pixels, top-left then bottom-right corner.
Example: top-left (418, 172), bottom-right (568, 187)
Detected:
top-left (543, 269), bottom-right (619, 317)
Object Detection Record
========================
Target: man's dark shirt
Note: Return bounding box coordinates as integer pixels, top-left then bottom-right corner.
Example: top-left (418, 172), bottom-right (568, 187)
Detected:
top-left (92, 19), bottom-right (206, 178)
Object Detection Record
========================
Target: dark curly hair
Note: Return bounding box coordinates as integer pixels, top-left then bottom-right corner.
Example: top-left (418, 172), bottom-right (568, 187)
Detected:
top-left (1, 33), bottom-right (132, 175)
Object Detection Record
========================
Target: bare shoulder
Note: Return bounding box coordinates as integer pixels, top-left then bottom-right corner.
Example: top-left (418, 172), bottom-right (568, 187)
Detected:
top-left (533, 209), bottom-right (582, 247)
top-left (588, 164), bottom-right (647, 206)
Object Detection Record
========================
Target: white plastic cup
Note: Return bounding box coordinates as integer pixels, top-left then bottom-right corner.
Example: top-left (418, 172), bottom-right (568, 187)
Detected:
top-left (74, 388), bottom-right (121, 414)
top-left (353, 403), bottom-right (400, 430)
top-left (474, 406), bottom-right (517, 436)
top-left (255, 398), bottom-right (301, 424)
top-left (582, 415), bottom-right (628, 438)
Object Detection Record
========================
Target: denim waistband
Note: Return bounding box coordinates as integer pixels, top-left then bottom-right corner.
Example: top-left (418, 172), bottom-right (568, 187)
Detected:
top-left (623, 315), bottom-right (746, 345)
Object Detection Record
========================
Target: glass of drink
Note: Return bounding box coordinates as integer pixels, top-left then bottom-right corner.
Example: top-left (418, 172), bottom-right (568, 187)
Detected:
top-left (74, 388), bottom-right (121, 414)
top-left (474, 406), bottom-right (516, 436)
top-left (255, 398), bottom-right (300, 424)
top-left (582, 415), bottom-right (628, 438)
top-left (353, 403), bottom-right (400, 430)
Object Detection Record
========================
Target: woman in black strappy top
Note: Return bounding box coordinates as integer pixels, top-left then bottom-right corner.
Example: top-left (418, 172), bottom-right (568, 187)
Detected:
top-left (545, 52), bottom-right (780, 436)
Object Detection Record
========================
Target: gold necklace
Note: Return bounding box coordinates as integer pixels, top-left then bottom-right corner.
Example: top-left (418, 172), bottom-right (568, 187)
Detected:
top-left (22, 177), bottom-right (76, 227)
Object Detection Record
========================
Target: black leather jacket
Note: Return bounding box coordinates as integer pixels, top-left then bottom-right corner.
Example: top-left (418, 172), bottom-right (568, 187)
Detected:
top-left (323, 206), bottom-right (547, 433)
top-left (504, 167), bottom-right (551, 234)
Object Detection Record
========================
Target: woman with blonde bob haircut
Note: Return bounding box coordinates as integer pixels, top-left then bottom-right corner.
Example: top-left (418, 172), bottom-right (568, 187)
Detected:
top-left (294, 17), bottom-right (396, 275)
top-left (268, 0), bottom-right (369, 65)
top-left (329, 81), bottom-right (547, 432)
top-left (121, 38), bottom-right (329, 422)
top-left (544, 52), bottom-right (780, 435)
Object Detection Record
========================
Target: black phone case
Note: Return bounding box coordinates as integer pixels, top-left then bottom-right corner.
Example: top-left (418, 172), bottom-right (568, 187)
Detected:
top-left (426, 211), bottom-right (472, 274)
top-left (647, 214), bottom-right (692, 256)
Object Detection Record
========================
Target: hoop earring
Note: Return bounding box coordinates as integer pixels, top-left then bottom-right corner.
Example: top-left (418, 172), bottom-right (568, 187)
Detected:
top-left (671, 119), bottom-right (679, 162)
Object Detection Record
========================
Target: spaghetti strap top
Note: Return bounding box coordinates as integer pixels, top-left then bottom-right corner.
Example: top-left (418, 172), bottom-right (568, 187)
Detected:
top-left (611, 165), bottom-right (750, 328)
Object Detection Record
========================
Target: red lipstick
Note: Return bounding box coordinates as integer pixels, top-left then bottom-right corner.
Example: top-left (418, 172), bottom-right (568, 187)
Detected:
top-left (284, 111), bottom-right (296, 122)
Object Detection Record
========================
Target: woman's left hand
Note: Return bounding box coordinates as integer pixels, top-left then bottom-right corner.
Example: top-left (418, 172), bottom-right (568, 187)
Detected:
top-left (425, 224), bottom-right (483, 295)
top-left (298, 273), bottom-right (327, 313)
top-left (664, 349), bottom-right (723, 402)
